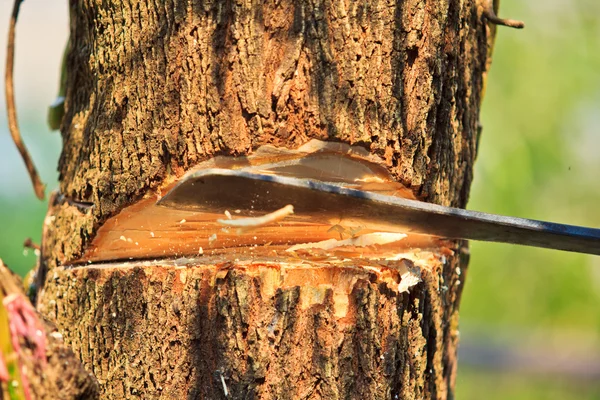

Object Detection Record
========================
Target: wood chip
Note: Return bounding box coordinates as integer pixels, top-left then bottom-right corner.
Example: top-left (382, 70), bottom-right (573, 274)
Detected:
top-left (217, 205), bottom-right (294, 233)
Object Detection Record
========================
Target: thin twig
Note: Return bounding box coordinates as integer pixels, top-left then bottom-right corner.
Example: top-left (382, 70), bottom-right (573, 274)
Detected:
top-left (5, 0), bottom-right (45, 200)
top-left (23, 238), bottom-right (40, 251)
top-left (483, 3), bottom-right (525, 29)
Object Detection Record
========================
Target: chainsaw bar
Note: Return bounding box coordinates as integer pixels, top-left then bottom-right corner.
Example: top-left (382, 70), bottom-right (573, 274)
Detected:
top-left (158, 169), bottom-right (600, 256)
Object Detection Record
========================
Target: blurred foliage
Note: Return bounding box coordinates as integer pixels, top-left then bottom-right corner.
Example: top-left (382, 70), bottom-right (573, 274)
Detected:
top-left (465, 0), bottom-right (600, 339)
top-left (0, 196), bottom-right (47, 277)
top-left (0, 0), bottom-right (599, 398)
top-left (0, 120), bottom-right (59, 277)
top-left (459, 0), bottom-right (600, 397)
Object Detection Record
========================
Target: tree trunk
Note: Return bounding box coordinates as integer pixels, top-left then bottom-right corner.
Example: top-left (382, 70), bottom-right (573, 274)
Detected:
top-left (36, 0), bottom-right (492, 398)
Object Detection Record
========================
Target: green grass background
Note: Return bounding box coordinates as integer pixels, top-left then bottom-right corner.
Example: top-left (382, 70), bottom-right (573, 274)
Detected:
top-left (1, 1), bottom-right (599, 398)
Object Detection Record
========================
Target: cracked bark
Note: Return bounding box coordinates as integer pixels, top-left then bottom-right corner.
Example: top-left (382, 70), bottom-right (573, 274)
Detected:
top-left (36, 0), bottom-right (495, 398)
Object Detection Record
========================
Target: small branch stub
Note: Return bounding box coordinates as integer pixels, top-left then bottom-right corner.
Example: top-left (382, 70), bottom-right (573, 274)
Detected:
top-left (484, 3), bottom-right (525, 29)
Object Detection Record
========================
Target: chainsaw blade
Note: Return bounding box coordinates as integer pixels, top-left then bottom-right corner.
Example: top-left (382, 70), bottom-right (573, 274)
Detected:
top-left (158, 169), bottom-right (600, 256)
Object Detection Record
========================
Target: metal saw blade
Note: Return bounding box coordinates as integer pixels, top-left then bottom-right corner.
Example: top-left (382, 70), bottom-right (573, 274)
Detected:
top-left (157, 169), bottom-right (600, 256)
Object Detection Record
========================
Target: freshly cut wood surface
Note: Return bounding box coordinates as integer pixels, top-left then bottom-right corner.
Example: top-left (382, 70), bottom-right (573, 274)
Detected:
top-left (75, 146), bottom-right (438, 264)
top-left (76, 194), bottom-right (442, 264)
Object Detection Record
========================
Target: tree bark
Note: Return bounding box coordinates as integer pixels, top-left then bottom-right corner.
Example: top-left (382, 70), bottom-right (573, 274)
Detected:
top-left (36, 0), bottom-right (493, 398)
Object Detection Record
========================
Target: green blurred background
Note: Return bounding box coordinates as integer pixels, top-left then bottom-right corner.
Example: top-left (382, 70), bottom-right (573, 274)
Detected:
top-left (0, 1), bottom-right (599, 398)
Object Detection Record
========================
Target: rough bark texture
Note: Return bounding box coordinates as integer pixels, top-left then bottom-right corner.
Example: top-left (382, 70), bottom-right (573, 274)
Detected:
top-left (39, 254), bottom-right (465, 399)
top-left (21, 319), bottom-right (100, 400)
top-left (36, 0), bottom-right (494, 398)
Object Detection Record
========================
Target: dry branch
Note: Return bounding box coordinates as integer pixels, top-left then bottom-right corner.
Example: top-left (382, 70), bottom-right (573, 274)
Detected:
top-left (4, 0), bottom-right (45, 200)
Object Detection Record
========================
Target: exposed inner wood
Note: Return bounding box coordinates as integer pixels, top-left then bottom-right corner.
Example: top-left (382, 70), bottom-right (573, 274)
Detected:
top-left (75, 194), bottom-right (443, 264)
top-left (76, 144), bottom-right (441, 264)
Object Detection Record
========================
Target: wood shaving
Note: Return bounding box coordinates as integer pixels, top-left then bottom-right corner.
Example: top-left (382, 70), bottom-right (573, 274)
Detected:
top-left (398, 269), bottom-right (421, 293)
top-left (217, 205), bottom-right (294, 233)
